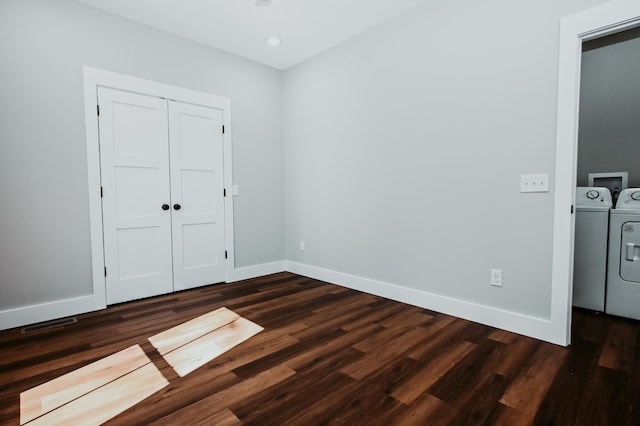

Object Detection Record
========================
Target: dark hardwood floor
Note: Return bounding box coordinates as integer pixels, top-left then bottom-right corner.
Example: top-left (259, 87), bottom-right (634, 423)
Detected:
top-left (1, 272), bottom-right (638, 425)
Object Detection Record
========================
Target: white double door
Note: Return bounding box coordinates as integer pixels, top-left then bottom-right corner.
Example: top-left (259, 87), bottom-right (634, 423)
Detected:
top-left (98, 87), bottom-right (226, 304)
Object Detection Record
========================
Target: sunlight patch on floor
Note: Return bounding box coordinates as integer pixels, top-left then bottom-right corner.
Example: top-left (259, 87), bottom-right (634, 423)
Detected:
top-left (20, 345), bottom-right (167, 425)
top-left (20, 307), bottom-right (262, 425)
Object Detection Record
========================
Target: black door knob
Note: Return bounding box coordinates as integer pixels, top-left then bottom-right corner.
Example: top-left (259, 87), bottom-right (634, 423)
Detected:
top-left (173, 204), bottom-right (181, 211)
top-left (162, 204), bottom-right (170, 211)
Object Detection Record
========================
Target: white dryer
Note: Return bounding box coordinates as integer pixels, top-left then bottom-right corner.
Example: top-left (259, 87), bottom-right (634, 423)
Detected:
top-left (573, 187), bottom-right (612, 311)
top-left (606, 188), bottom-right (640, 320)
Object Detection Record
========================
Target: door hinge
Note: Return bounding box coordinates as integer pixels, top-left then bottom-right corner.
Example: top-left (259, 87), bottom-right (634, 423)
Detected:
top-left (100, 186), bottom-right (103, 198)
top-left (104, 266), bottom-right (107, 277)
top-left (571, 205), bottom-right (574, 214)
top-left (97, 105), bottom-right (100, 116)
top-left (223, 188), bottom-right (226, 197)
top-left (225, 250), bottom-right (228, 259)
top-left (222, 125), bottom-right (225, 134)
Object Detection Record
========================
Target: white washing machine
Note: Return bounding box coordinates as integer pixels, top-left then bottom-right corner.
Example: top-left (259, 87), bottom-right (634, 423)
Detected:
top-left (573, 187), bottom-right (612, 311)
top-left (606, 188), bottom-right (640, 320)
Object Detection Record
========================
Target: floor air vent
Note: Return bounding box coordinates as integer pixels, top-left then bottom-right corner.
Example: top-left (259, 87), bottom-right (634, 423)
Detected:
top-left (21, 317), bottom-right (77, 334)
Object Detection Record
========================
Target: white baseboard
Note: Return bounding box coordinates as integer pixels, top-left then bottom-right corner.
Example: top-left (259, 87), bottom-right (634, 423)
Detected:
top-left (285, 261), bottom-right (560, 345)
top-left (0, 259), bottom-right (561, 344)
top-left (230, 261), bottom-right (286, 282)
top-left (0, 262), bottom-right (286, 331)
top-left (0, 294), bottom-right (105, 331)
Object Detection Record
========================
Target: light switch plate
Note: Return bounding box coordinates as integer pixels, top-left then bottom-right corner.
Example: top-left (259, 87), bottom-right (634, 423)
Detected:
top-left (520, 174), bottom-right (549, 193)
top-left (232, 185), bottom-right (239, 196)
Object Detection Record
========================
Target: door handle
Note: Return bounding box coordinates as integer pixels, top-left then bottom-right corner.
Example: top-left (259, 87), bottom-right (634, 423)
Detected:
top-left (625, 243), bottom-right (639, 261)
top-left (162, 204), bottom-right (170, 211)
top-left (173, 203), bottom-right (181, 211)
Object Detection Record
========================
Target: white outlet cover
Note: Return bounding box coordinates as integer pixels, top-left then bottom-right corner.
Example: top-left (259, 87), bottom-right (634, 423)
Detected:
top-left (490, 269), bottom-right (503, 287)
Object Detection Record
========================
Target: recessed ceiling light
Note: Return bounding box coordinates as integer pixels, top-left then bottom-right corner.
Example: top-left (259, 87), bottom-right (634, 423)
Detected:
top-left (256, 0), bottom-right (272, 6)
top-left (266, 37), bottom-right (281, 47)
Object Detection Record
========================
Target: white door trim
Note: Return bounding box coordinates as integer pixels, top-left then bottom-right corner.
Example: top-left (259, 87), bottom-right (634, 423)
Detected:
top-left (552, 0), bottom-right (640, 345)
top-left (83, 66), bottom-right (235, 310)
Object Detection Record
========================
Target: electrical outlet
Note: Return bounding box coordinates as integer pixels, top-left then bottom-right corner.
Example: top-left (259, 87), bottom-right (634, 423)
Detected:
top-left (490, 269), bottom-right (503, 287)
top-left (299, 240), bottom-right (305, 251)
top-left (520, 174), bottom-right (549, 193)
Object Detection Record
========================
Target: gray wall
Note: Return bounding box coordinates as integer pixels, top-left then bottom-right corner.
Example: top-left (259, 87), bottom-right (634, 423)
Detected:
top-left (577, 35), bottom-right (640, 187)
top-left (0, 0), bottom-right (284, 310)
top-left (283, 0), bottom-right (607, 319)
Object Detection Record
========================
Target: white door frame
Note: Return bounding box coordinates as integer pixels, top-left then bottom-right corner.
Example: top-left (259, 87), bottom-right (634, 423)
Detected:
top-left (83, 66), bottom-right (235, 309)
top-left (552, 0), bottom-right (640, 345)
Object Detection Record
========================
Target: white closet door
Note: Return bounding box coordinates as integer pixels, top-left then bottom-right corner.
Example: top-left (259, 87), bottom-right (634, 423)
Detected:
top-left (168, 101), bottom-right (226, 290)
top-left (98, 87), bottom-right (174, 304)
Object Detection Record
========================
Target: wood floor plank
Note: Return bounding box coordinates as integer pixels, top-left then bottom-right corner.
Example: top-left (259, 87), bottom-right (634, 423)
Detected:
top-left (288, 356), bottom-right (418, 426)
top-left (598, 320), bottom-right (637, 373)
top-left (235, 284), bottom-right (340, 316)
top-left (151, 364), bottom-right (295, 424)
top-left (20, 344), bottom-right (150, 424)
top-left (27, 363), bottom-right (168, 426)
top-left (483, 403), bottom-right (525, 426)
top-left (341, 326), bottom-right (431, 380)
top-left (224, 277), bottom-right (316, 310)
top-left (428, 339), bottom-right (505, 403)
top-left (104, 371), bottom-right (240, 425)
top-left (284, 323), bottom-right (381, 371)
top-left (150, 407), bottom-right (242, 426)
top-left (391, 393), bottom-right (445, 425)
top-left (492, 335), bottom-right (540, 378)
top-left (573, 365), bottom-right (637, 425)
top-left (376, 305), bottom-right (432, 328)
top-left (232, 327), bottom-right (346, 379)
top-left (351, 311), bottom-right (436, 354)
top-left (431, 371), bottom-right (509, 426)
top-left (532, 338), bottom-right (601, 425)
top-left (454, 321), bottom-right (495, 343)
top-left (390, 339), bottom-right (476, 404)
top-left (487, 328), bottom-right (518, 344)
top-left (577, 311), bottom-right (609, 343)
top-left (232, 350), bottom-right (362, 425)
top-left (203, 326), bottom-right (301, 375)
top-left (310, 291), bottom-right (379, 314)
top-left (340, 302), bottom-right (406, 332)
top-left (289, 301), bottom-right (373, 341)
top-left (246, 290), bottom-right (359, 330)
top-left (500, 343), bottom-right (568, 423)
top-left (405, 316), bottom-right (467, 361)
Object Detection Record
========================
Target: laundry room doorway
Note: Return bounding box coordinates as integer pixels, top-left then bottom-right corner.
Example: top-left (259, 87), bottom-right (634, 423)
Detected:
top-left (551, 0), bottom-right (640, 346)
top-left (573, 28), bottom-right (640, 318)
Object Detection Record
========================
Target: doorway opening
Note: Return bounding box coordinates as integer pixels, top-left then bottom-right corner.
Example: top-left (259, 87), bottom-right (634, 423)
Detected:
top-left (572, 26), bottom-right (640, 324)
top-left (552, 0), bottom-right (640, 346)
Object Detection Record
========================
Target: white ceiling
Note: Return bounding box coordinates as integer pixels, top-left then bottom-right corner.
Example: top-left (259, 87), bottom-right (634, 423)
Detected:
top-left (74, 0), bottom-right (426, 70)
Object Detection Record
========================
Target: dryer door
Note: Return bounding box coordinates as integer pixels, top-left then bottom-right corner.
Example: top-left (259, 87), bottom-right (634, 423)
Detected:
top-left (620, 221), bottom-right (640, 283)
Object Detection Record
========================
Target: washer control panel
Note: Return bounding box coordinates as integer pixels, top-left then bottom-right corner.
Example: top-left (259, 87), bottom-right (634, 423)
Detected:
top-left (576, 187), bottom-right (612, 208)
top-left (615, 188), bottom-right (640, 209)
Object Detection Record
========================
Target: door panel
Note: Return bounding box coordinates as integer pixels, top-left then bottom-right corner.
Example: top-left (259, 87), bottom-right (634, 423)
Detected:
top-left (620, 221), bottom-right (640, 283)
top-left (182, 223), bottom-right (218, 269)
top-left (98, 87), bottom-right (174, 304)
top-left (169, 101), bottom-right (226, 290)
